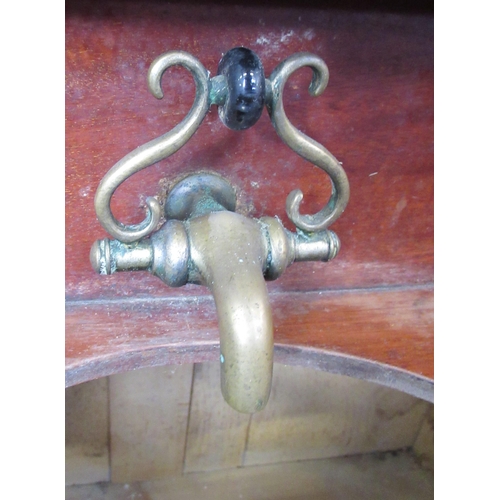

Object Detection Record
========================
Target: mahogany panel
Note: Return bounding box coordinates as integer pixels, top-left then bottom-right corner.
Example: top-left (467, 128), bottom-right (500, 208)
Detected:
top-left (66, 0), bottom-right (433, 300)
top-left (66, 287), bottom-right (433, 401)
top-left (66, 0), bottom-right (433, 391)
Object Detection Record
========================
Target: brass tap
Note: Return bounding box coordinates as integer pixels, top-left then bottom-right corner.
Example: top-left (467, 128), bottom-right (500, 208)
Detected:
top-left (90, 48), bottom-right (349, 412)
top-left (91, 174), bottom-right (339, 413)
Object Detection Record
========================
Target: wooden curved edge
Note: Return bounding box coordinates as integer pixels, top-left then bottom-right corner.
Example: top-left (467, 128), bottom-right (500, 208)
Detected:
top-left (274, 345), bottom-right (433, 403)
top-left (66, 287), bottom-right (433, 401)
top-left (65, 342), bottom-right (433, 403)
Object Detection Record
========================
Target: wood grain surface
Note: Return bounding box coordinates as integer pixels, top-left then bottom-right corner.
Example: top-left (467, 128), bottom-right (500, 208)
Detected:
top-left (66, 0), bottom-right (433, 395)
top-left (109, 365), bottom-right (193, 482)
top-left (66, 451), bottom-right (433, 500)
top-left (66, 287), bottom-right (433, 400)
top-left (66, 363), bottom-right (432, 484)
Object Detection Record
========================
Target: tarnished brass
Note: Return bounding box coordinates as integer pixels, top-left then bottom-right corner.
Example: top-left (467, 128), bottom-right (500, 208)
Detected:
top-left (188, 211), bottom-right (273, 412)
top-left (90, 49), bottom-right (350, 413)
top-left (266, 53), bottom-right (350, 232)
top-left (91, 174), bottom-right (340, 412)
top-left (93, 52), bottom-right (211, 243)
top-left (93, 50), bottom-right (349, 242)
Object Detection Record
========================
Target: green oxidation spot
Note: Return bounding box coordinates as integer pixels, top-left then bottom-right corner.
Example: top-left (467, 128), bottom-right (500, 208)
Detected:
top-left (209, 75), bottom-right (228, 106)
top-left (220, 354), bottom-right (225, 363)
top-left (255, 399), bottom-right (264, 411)
top-left (192, 196), bottom-right (226, 218)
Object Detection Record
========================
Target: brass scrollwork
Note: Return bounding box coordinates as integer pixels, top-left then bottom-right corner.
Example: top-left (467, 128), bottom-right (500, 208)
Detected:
top-left (267, 53), bottom-right (350, 232)
top-left (94, 48), bottom-right (349, 241)
top-left (94, 51), bottom-right (211, 243)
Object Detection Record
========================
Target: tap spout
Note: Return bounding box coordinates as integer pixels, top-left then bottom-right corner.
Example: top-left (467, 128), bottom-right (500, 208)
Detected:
top-left (187, 211), bottom-right (273, 413)
top-left (90, 173), bottom-right (342, 414)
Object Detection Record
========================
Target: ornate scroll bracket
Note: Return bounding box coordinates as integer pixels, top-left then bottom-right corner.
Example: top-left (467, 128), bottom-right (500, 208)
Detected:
top-left (94, 47), bottom-right (350, 243)
top-left (267, 53), bottom-right (350, 232)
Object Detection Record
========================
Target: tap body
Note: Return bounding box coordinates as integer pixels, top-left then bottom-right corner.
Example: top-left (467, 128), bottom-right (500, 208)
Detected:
top-left (90, 174), bottom-right (339, 412)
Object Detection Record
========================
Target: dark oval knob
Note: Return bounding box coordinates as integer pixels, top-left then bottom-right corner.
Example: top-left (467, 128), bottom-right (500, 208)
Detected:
top-left (217, 47), bottom-right (265, 130)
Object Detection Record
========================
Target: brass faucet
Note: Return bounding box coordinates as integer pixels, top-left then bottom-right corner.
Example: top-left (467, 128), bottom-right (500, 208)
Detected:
top-left (90, 48), bottom-right (349, 413)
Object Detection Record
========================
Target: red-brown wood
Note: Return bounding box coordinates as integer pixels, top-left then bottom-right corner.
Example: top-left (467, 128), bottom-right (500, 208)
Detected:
top-left (66, 0), bottom-right (433, 396)
top-left (66, 287), bottom-right (433, 400)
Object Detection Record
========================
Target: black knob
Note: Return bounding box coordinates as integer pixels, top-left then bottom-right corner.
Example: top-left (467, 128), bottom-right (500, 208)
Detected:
top-left (217, 47), bottom-right (266, 130)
